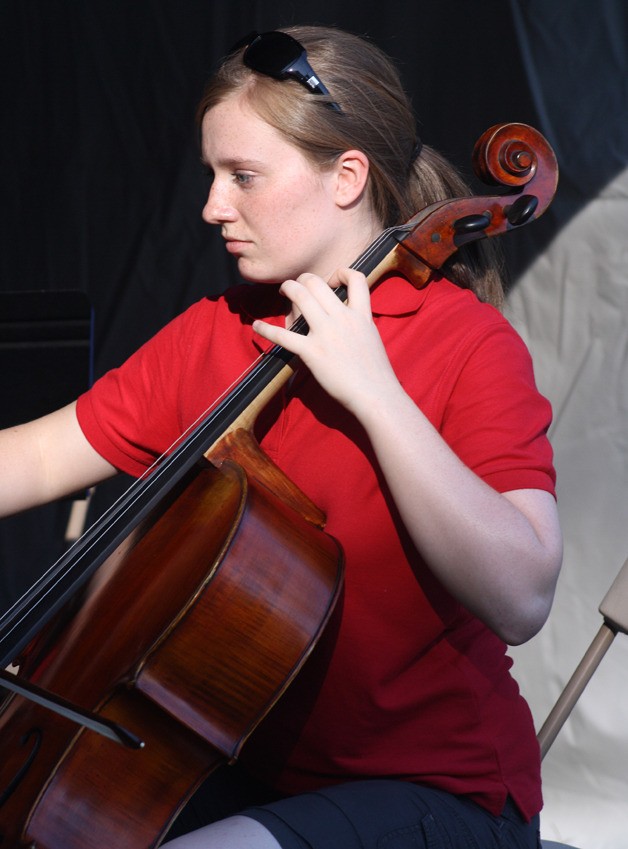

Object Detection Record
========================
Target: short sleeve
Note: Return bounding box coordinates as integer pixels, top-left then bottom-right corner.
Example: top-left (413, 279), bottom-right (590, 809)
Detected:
top-left (76, 300), bottom-right (214, 476)
top-left (439, 320), bottom-right (555, 496)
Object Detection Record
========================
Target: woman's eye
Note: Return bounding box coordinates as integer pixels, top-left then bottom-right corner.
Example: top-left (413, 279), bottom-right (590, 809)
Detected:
top-left (233, 172), bottom-right (253, 185)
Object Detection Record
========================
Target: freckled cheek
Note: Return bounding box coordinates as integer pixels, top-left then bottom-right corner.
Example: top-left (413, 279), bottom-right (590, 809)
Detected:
top-left (256, 202), bottom-right (303, 243)
top-left (251, 181), bottom-right (326, 250)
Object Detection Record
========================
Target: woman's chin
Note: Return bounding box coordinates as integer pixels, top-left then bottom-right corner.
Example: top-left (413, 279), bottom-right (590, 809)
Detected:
top-left (237, 261), bottom-right (283, 286)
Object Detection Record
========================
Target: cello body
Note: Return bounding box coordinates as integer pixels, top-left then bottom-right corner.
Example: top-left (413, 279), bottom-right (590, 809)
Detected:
top-left (0, 448), bottom-right (342, 848)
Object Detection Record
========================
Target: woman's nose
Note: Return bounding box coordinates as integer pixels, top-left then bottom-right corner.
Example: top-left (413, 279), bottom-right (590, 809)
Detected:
top-left (202, 183), bottom-right (238, 225)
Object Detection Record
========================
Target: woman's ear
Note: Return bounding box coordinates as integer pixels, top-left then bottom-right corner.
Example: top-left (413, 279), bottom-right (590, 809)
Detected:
top-left (333, 149), bottom-right (370, 208)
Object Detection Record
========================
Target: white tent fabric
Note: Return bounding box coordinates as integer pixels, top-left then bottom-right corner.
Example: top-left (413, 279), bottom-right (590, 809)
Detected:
top-left (507, 139), bottom-right (628, 849)
top-left (505, 4), bottom-right (628, 846)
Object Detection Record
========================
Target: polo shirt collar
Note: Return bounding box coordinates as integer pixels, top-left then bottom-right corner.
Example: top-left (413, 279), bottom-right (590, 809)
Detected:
top-left (370, 273), bottom-right (435, 317)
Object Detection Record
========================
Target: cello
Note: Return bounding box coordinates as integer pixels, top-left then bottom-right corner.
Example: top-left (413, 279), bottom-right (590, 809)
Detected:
top-left (0, 122), bottom-right (558, 848)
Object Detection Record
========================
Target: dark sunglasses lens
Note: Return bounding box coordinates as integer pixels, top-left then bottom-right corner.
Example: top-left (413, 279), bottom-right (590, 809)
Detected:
top-left (244, 31), bottom-right (303, 77)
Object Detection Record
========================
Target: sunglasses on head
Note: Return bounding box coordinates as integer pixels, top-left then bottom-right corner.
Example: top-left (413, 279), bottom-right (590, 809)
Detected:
top-left (233, 30), bottom-right (342, 113)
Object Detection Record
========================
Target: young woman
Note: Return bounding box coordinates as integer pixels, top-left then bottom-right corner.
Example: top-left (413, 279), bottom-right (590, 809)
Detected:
top-left (0, 26), bottom-right (561, 849)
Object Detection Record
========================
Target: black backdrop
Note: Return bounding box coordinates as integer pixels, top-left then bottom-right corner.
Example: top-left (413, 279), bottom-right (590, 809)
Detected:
top-left (1, 0), bottom-right (626, 607)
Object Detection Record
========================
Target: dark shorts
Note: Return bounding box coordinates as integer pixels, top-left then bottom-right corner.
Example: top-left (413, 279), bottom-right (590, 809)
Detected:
top-left (166, 764), bottom-right (540, 849)
top-left (244, 780), bottom-right (541, 849)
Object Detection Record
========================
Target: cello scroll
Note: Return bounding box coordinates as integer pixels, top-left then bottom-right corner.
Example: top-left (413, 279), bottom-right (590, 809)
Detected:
top-left (382, 122), bottom-right (558, 287)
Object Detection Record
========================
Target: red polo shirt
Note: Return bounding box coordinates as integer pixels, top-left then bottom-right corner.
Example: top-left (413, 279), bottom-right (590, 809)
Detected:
top-left (77, 275), bottom-right (555, 820)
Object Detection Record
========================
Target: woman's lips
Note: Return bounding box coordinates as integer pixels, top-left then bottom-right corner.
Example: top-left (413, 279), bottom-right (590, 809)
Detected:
top-left (224, 238), bottom-right (249, 254)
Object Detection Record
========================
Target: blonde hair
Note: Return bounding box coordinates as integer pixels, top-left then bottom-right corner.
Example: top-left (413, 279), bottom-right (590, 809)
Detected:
top-left (198, 25), bottom-right (505, 308)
